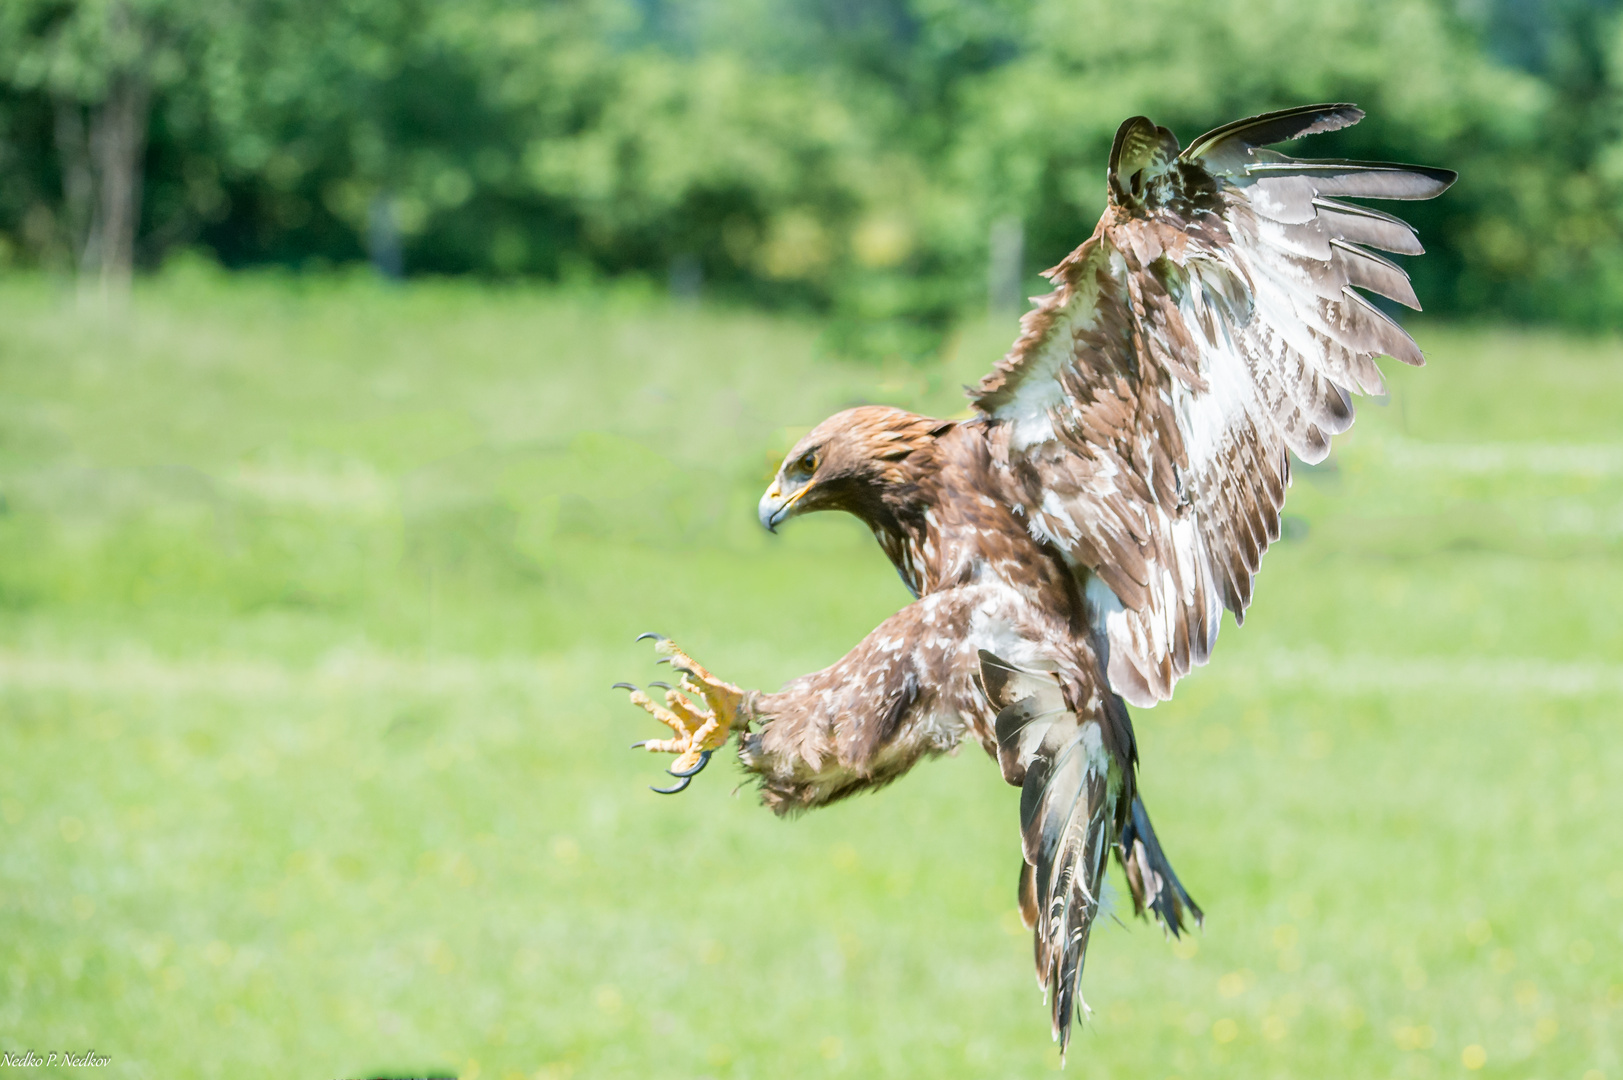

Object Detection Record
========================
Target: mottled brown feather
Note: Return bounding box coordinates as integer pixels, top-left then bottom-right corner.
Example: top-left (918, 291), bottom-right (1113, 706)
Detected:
top-left (713, 104), bottom-right (1448, 1058)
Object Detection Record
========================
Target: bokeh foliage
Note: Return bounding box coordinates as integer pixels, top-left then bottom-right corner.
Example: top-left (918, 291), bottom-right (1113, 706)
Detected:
top-left (2, 0), bottom-right (1623, 348)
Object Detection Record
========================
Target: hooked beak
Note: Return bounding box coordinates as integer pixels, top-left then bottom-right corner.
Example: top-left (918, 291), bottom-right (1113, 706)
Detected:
top-left (758, 480), bottom-right (811, 533)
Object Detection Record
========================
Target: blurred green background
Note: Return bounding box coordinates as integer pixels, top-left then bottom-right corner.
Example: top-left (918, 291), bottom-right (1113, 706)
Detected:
top-left (2, 1), bottom-right (1622, 1079)
top-left (4, 0), bottom-right (1623, 346)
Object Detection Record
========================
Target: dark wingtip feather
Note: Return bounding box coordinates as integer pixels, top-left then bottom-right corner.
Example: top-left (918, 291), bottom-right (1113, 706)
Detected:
top-left (1184, 103), bottom-right (1364, 163)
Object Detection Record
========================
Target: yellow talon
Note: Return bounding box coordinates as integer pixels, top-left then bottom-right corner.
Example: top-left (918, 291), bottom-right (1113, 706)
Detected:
top-left (615, 638), bottom-right (747, 792)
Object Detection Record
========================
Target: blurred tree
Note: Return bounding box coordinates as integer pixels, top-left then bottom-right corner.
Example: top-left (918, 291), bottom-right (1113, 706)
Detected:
top-left (0, 0), bottom-right (1621, 344)
top-left (188, 0), bottom-right (617, 275)
top-left (1452, 0), bottom-right (1623, 324)
top-left (0, 0), bottom-right (198, 295)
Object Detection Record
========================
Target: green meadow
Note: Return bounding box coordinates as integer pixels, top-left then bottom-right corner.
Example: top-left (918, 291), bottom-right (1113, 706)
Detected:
top-left (0, 266), bottom-right (1618, 1079)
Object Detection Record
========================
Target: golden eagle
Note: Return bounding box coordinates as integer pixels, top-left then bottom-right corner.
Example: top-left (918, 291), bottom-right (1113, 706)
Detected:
top-left (616, 104), bottom-right (1453, 1052)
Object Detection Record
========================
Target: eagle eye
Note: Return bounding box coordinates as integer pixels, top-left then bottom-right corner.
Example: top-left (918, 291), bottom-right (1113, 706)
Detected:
top-left (794, 450), bottom-right (819, 476)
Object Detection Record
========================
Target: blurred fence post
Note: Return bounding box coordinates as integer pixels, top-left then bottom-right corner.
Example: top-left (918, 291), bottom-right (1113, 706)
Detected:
top-left (988, 215), bottom-right (1024, 317)
top-left (368, 193), bottom-right (403, 279)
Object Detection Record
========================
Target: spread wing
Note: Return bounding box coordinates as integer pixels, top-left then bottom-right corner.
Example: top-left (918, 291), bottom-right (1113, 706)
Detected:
top-left (979, 649), bottom-right (1131, 1055)
top-left (973, 104), bottom-right (1455, 707)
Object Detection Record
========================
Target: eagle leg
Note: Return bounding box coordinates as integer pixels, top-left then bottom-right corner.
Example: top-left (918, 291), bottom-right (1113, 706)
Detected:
top-left (614, 636), bottom-right (747, 792)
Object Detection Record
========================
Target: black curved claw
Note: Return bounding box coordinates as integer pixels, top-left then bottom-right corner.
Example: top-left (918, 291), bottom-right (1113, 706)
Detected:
top-left (647, 681), bottom-right (673, 691)
top-left (611, 682), bottom-right (638, 692)
top-left (636, 632), bottom-right (667, 643)
top-left (650, 775), bottom-right (694, 794)
top-left (666, 749), bottom-right (712, 779)
top-left (630, 740), bottom-right (649, 749)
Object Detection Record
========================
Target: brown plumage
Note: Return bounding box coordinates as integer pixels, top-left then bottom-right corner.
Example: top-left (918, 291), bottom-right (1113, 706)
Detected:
top-left (620, 103), bottom-right (1454, 1055)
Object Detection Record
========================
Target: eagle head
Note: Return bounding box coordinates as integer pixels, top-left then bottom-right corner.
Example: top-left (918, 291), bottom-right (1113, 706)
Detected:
top-left (758, 405), bottom-right (953, 533)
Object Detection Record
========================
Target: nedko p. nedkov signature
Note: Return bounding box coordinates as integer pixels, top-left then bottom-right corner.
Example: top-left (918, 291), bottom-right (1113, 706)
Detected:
top-left (1, 1049), bottom-right (110, 1067)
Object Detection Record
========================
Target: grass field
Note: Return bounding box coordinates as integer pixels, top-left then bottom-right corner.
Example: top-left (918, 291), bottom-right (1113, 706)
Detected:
top-left (1, 265), bottom-right (1619, 1079)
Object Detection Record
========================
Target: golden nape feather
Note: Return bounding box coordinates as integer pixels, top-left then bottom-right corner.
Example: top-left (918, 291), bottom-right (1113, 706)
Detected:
top-left (617, 104), bottom-right (1450, 1058)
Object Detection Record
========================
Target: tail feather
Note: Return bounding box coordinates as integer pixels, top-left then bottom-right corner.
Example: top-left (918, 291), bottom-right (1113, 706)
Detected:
top-left (981, 649), bottom-right (1120, 1056)
top-left (1118, 794), bottom-right (1203, 936)
top-left (982, 650), bottom-right (1202, 1058)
